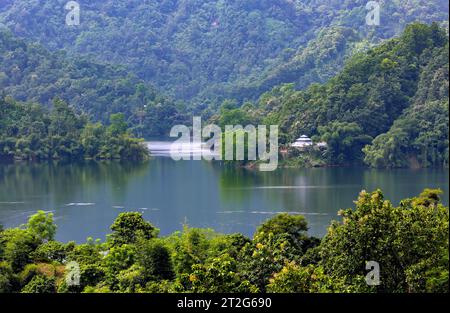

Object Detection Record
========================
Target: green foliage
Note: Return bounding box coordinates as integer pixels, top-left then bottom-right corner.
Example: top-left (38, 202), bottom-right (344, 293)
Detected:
top-left (225, 23), bottom-right (448, 168)
top-left (1, 228), bottom-right (39, 271)
top-left (266, 262), bottom-right (364, 293)
top-left (30, 241), bottom-right (67, 263)
top-left (115, 264), bottom-right (146, 293)
top-left (237, 214), bottom-right (319, 292)
top-left (1, 18), bottom-right (447, 166)
top-left (169, 226), bottom-right (214, 277)
top-left (318, 121), bottom-right (372, 164)
top-left (66, 240), bottom-right (102, 266)
top-left (136, 239), bottom-right (174, 282)
top-left (0, 189), bottom-right (448, 293)
top-left (363, 43), bottom-right (449, 168)
top-left (187, 254), bottom-right (257, 293)
top-left (108, 113), bottom-right (128, 137)
top-left (18, 264), bottom-right (40, 287)
top-left (26, 210), bottom-right (56, 242)
top-left (238, 233), bottom-right (304, 292)
top-left (256, 213), bottom-right (308, 238)
top-left (218, 102), bottom-right (253, 128)
top-left (254, 213), bottom-right (318, 253)
top-left (207, 233), bottom-right (251, 260)
top-left (319, 189), bottom-right (449, 292)
top-left (79, 264), bottom-right (106, 291)
top-left (404, 247), bottom-right (449, 293)
top-left (0, 97), bottom-right (149, 161)
top-left (21, 275), bottom-right (55, 293)
top-left (0, 225), bottom-right (4, 259)
top-left (102, 244), bottom-right (135, 289)
top-left (143, 279), bottom-right (182, 293)
top-left (266, 262), bottom-right (312, 293)
top-left (0, 1), bottom-right (447, 102)
top-left (0, 28), bottom-right (187, 136)
top-left (0, 261), bottom-right (15, 293)
top-left (109, 212), bottom-right (159, 246)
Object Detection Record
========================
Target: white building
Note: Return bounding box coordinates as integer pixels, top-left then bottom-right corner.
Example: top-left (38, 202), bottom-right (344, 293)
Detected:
top-left (291, 135), bottom-right (313, 148)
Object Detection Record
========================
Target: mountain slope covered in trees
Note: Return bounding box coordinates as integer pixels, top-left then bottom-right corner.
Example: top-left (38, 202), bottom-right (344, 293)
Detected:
top-left (0, 0), bottom-right (448, 102)
top-left (221, 23), bottom-right (449, 168)
top-left (0, 30), bottom-right (188, 137)
top-left (363, 38), bottom-right (449, 168)
top-left (1, 21), bottom-right (448, 166)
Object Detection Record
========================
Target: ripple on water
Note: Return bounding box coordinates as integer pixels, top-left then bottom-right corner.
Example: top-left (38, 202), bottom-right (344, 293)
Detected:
top-left (65, 203), bottom-right (95, 206)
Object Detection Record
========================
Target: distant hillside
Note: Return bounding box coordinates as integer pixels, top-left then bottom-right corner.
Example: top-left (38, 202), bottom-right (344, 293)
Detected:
top-left (0, 0), bottom-right (448, 103)
top-left (0, 30), bottom-right (188, 138)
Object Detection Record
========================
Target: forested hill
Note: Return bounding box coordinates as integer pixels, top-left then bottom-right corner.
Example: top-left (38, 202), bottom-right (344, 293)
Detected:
top-left (0, 0), bottom-right (448, 103)
top-left (0, 30), bottom-right (188, 138)
top-left (223, 23), bottom-right (449, 168)
top-left (0, 97), bottom-right (149, 161)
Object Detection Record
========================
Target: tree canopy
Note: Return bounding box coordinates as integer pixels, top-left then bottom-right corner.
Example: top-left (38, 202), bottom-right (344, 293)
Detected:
top-left (0, 0), bottom-right (447, 102)
top-left (217, 23), bottom-right (449, 168)
top-left (0, 96), bottom-right (149, 161)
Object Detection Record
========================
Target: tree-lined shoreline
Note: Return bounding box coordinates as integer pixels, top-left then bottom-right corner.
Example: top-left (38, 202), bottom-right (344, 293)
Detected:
top-left (0, 96), bottom-right (149, 161)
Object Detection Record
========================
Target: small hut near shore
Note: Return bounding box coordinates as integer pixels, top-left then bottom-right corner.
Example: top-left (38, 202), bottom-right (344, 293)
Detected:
top-left (291, 135), bottom-right (313, 148)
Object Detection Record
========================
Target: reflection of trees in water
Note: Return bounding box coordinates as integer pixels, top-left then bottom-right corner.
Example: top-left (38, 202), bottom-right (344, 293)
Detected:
top-left (0, 160), bottom-right (150, 205)
top-left (362, 168), bottom-right (450, 205)
top-left (209, 163), bottom-right (260, 205)
top-left (211, 165), bottom-right (368, 223)
top-left (274, 168), bottom-right (365, 221)
top-left (209, 162), bottom-right (297, 211)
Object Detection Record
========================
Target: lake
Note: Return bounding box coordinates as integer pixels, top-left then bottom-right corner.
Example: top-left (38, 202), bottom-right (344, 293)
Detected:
top-left (0, 142), bottom-right (448, 242)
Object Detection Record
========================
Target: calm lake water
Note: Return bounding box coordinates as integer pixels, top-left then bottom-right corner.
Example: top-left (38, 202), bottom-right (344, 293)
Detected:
top-left (0, 142), bottom-right (448, 242)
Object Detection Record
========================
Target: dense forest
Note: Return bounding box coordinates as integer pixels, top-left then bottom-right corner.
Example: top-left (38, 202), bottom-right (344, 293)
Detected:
top-left (0, 30), bottom-right (189, 138)
top-left (0, 188), bottom-right (447, 293)
top-left (217, 23), bottom-right (449, 168)
top-left (1, 22), bottom-right (449, 167)
top-left (0, 96), bottom-right (149, 161)
top-left (0, 0), bottom-right (448, 102)
top-left (0, 3), bottom-right (448, 167)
